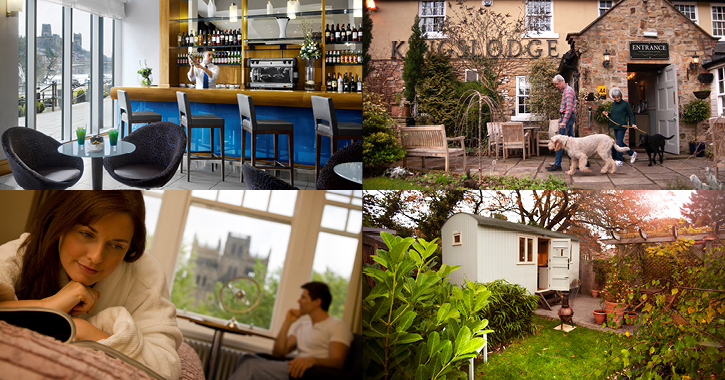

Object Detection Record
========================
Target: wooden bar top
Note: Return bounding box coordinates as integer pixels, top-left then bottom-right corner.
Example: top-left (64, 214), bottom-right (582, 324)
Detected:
top-left (110, 86), bottom-right (362, 110)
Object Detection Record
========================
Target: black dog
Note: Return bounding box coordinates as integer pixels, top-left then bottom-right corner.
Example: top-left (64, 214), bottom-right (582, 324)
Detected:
top-left (638, 133), bottom-right (675, 166)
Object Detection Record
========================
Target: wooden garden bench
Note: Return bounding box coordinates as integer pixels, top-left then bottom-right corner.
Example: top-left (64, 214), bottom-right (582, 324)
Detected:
top-left (398, 125), bottom-right (466, 172)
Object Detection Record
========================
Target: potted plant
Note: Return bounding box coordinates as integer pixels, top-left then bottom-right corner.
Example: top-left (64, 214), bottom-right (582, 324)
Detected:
top-left (603, 263), bottom-right (634, 328)
top-left (688, 135), bottom-right (707, 157)
top-left (391, 91), bottom-right (411, 118)
top-left (681, 98), bottom-right (711, 155)
top-left (624, 311), bottom-right (638, 325)
top-left (591, 289), bottom-right (600, 298)
top-left (593, 309), bottom-right (607, 325)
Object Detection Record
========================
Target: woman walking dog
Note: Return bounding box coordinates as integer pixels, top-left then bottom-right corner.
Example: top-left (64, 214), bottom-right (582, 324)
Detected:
top-left (602, 88), bottom-right (638, 166)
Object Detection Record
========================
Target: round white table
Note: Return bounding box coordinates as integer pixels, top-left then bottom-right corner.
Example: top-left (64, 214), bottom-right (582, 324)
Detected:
top-left (333, 162), bottom-right (362, 184)
top-left (57, 140), bottom-right (135, 190)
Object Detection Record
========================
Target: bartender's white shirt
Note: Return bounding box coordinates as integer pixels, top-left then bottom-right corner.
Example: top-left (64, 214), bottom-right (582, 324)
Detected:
top-left (188, 63), bottom-right (220, 89)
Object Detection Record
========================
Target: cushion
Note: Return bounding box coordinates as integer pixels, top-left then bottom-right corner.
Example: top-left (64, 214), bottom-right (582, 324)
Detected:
top-left (114, 164), bottom-right (166, 180)
top-left (178, 342), bottom-right (204, 380)
top-left (129, 111), bottom-right (163, 123)
top-left (35, 167), bottom-right (82, 182)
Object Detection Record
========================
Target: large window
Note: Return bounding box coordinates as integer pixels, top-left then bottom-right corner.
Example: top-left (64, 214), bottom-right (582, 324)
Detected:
top-left (525, 0), bottom-right (556, 38)
top-left (17, 0), bottom-right (26, 127)
top-left (419, 1), bottom-right (445, 38)
top-left (515, 76), bottom-right (531, 119)
top-left (674, 3), bottom-right (698, 23)
top-left (712, 6), bottom-right (725, 39)
top-left (717, 67), bottom-right (725, 116)
top-left (37, 1), bottom-right (64, 133)
top-left (72, 9), bottom-right (91, 132)
top-left (518, 236), bottom-right (535, 263)
top-left (102, 18), bottom-right (114, 131)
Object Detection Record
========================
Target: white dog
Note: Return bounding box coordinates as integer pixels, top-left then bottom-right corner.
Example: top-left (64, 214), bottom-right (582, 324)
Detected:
top-left (548, 134), bottom-right (630, 175)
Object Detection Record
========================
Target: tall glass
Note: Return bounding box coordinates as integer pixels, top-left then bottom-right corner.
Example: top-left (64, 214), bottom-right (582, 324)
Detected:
top-left (76, 127), bottom-right (86, 146)
top-left (108, 129), bottom-right (119, 146)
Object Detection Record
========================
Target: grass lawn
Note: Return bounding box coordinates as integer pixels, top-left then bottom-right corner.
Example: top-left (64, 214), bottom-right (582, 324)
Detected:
top-left (362, 176), bottom-right (432, 190)
top-left (476, 315), bottom-right (627, 379)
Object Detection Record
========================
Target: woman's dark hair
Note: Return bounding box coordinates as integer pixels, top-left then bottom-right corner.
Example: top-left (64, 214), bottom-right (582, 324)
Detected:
top-left (16, 191), bottom-right (147, 301)
top-left (301, 281), bottom-right (332, 311)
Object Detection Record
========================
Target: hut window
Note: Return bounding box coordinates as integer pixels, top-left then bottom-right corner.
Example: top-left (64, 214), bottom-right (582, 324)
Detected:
top-left (452, 232), bottom-right (462, 246)
top-left (518, 236), bottom-right (535, 263)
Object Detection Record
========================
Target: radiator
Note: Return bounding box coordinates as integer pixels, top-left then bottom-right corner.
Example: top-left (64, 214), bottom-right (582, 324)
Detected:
top-left (184, 337), bottom-right (247, 380)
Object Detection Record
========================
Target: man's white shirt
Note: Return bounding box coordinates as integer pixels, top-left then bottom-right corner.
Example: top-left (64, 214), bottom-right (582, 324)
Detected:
top-left (187, 62), bottom-right (220, 89)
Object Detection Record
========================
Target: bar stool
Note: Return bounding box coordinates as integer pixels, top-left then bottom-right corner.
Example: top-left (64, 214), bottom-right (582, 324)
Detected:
top-left (237, 94), bottom-right (294, 187)
top-left (118, 89), bottom-right (162, 139)
top-left (311, 96), bottom-right (362, 181)
top-left (176, 91), bottom-right (226, 182)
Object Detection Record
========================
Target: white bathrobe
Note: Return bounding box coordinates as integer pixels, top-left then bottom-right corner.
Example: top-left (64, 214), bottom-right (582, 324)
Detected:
top-left (0, 233), bottom-right (182, 380)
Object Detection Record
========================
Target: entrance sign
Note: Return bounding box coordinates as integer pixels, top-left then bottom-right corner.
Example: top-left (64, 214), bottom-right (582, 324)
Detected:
top-left (630, 41), bottom-right (669, 59)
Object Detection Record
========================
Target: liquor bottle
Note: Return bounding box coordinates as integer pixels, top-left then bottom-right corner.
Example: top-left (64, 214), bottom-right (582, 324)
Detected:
top-left (337, 73), bottom-right (343, 93)
top-left (332, 74), bottom-right (337, 91)
top-left (178, 32), bottom-right (182, 47)
top-left (335, 24), bottom-right (341, 42)
top-left (326, 73), bottom-right (331, 89)
top-left (325, 24), bottom-right (330, 44)
top-left (184, 32), bottom-right (189, 46)
top-left (346, 24), bottom-right (352, 42)
top-left (357, 74), bottom-right (362, 92)
top-left (358, 23), bottom-right (363, 40)
top-left (343, 72), bottom-right (349, 92)
top-left (358, 49), bottom-right (362, 63)
top-left (352, 25), bottom-right (358, 42)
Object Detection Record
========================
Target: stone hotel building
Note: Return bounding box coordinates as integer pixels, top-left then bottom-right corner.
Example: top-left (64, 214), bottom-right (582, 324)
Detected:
top-left (368, 0), bottom-right (725, 153)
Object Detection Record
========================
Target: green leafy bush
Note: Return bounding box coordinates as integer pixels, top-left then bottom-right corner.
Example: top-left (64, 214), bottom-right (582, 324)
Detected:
top-left (417, 52), bottom-right (459, 134)
top-left (363, 233), bottom-right (493, 380)
top-left (680, 98), bottom-right (711, 125)
top-left (36, 101), bottom-right (45, 114)
top-left (527, 57), bottom-right (562, 128)
top-left (363, 91), bottom-right (405, 175)
top-left (18, 105), bottom-right (25, 117)
top-left (594, 102), bottom-right (612, 123)
top-left (471, 279), bottom-right (539, 348)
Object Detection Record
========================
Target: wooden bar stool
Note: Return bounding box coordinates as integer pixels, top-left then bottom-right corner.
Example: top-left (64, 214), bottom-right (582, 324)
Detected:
top-left (237, 94), bottom-right (294, 187)
top-left (311, 96), bottom-right (362, 181)
top-left (118, 89), bottom-right (162, 139)
top-left (176, 91), bottom-right (226, 182)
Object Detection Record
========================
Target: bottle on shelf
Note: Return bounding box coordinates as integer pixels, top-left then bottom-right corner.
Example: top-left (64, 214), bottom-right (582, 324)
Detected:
top-left (337, 73), bottom-right (342, 93)
top-left (331, 74), bottom-right (337, 91)
top-left (267, 1), bottom-right (273, 14)
top-left (177, 32), bottom-right (182, 47)
top-left (357, 74), bottom-right (362, 92)
top-left (358, 23), bottom-right (363, 41)
top-left (352, 25), bottom-right (358, 42)
top-left (335, 24), bottom-right (341, 43)
top-left (325, 24), bottom-right (330, 44)
top-left (343, 72), bottom-right (349, 92)
top-left (346, 24), bottom-right (352, 42)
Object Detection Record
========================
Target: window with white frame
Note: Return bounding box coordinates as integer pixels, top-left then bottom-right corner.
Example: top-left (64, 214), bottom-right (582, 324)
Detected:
top-left (525, 0), bottom-right (557, 38)
top-left (518, 236), bottom-right (535, 263)
top-left (713, 6), bottom-right (725, 38)
top-left (718, 67), bottom-right (725, 116)
top-left (674, 3), bottom-right (698, 23)
top-left (419, 1), bottom-right (445, 38)
top-left (515, 76), bottom-right (532, 117)
top-left (598, 0), bottom-right (613, 16)
top-left (452, 232), bottom-right (462, 246)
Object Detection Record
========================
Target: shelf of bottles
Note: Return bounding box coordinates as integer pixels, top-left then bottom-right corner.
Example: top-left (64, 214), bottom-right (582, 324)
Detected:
top-left (244, 8), bottom-right (360, 19)
top-left (324, 72), bottom-right (362, 93)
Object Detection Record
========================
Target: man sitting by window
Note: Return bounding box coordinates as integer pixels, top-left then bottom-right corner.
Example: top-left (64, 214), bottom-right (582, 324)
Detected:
top-left (230, 282), bottom-right (353, 380)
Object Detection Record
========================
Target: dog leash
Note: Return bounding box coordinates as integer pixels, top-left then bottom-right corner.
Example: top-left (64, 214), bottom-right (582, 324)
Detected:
top-left (604, 114), bottom-right (639, 130)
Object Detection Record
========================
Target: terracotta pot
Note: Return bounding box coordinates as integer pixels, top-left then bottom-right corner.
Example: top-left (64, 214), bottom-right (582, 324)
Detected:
top-left (604, 301), bottom-right (626, 327)
top-left (591, 289), bottom-right (600, 298)
top-left (593, 309), bottom-right (607, 325)
top-left (624, 311), bottom-right (638, 325)
top-left (390, 104), bottom-right (411, 118)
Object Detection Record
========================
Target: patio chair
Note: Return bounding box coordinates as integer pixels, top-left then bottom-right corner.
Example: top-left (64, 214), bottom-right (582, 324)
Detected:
top-left (501, 122), bottom-right (529, 161)
top-left (487, 122), bottom-right (503, 159)
top-left (536, 119), bottom-right (561, 156)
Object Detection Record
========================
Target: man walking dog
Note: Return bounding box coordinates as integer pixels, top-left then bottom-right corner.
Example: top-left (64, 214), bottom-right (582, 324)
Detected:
top-left (547, 75), bottom-right (577, 172)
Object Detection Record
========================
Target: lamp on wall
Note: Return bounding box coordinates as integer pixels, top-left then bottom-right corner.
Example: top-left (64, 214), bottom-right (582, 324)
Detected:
top-left (229, 3), bottom-right (237, 22)
top-left (688, 53), bottom-right (700, 80)
top-left (603, 49), bottom-right (610, 68)
top-left (287, 0), bottom-right (299, 19)
top-left (366, 0), bottom-right (377, 10)
top-left (6, 0), bottom-right (22, 17)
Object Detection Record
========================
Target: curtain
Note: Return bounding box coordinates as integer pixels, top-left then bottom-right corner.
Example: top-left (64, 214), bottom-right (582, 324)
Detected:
top-left (39, 0), bottom-right (126, 20)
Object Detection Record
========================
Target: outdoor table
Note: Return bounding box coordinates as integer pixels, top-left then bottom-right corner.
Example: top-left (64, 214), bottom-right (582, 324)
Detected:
top-left (57, 140), bottom-right (135, 190)
top-left (333, 162), bottom-right (362, 184)
top-left (523, 125), bottom-right (539, 156)
top-left (176, 313), bottom-right (274, 380)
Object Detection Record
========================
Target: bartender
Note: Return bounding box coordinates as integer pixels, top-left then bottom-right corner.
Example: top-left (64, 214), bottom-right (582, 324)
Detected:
top-left (187, 48), bottom-right (219, 89)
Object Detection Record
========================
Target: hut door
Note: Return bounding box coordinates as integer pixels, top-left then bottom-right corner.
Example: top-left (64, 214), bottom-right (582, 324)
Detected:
top-left (655, 64), bottom-right (680, 154)
top-left (548, 239), bottom-right (570, 291)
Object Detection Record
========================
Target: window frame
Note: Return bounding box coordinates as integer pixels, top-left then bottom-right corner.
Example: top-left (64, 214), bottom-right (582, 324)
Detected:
top-left (512, 76), bottom-right (532, 121)
top-left (418, 0), bottom-right (446, 39)
top-left (524, 0), bottom-right (559, 39)
top-left (717, 66), bottom-right (725, 116)
top-left (452, 231), bottom-right (462, 246)
top-left (674, 2), bottom-right (699, 24)
top-left (712, 5), bottom-right (725, 40)
top-left (517, 235), bottom-right (536, 264)
top-left (598, 0), bottom-right (613, 17)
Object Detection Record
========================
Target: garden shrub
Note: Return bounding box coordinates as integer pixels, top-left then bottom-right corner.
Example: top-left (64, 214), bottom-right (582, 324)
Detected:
top-left (468, 279), bottom-right (539, 348)
top-left (36, 101), bottom-right (45, 114)
top-left (402, 15), bottom-right (427, 103)
top-left (527, 57), bottom-right (562, 128)
top-left (363, 232), bottom-right (493, 380)
top-left (680, 98), bottom-right (711, 125)
top-left (18, 105), bottom-right (25, 117)
top-left (594, 102), bottom-right (613, 123)
top-left (363, 91), bottom-right (405, 175)
top-left (417, 52), bottom-right (459, 136)
top-left (599, 240), bottom-right (725, 378)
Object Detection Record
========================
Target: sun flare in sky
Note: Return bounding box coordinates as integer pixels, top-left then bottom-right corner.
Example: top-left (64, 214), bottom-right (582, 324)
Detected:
top-left (645, 190), bottom-right (693, 220)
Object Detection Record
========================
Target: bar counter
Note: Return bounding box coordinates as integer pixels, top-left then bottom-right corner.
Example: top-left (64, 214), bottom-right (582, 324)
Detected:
top-left (109, 86), bottom-right (362, 168)
top-left (110, 86), bottom-right (362, 110)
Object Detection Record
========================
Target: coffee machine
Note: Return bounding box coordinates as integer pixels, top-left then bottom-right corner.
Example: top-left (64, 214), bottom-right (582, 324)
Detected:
top-left (247, 58), bottom-right (298, 89)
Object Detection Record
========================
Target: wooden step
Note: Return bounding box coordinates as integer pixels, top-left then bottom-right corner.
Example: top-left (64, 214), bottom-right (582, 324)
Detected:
top-left (536, 290), bottom-right (562, 311)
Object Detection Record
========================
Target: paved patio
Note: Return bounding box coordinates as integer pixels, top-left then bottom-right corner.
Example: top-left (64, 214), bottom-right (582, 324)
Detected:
top-left (394, 149), bottom-right (724, 189)
top-left (535, 293), bottom-right (637, 334)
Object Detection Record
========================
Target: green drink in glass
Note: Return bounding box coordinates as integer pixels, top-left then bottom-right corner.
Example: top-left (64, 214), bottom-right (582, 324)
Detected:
top-left (108, 129), bottom-right (119, 146)
top-left (76, 127), bottom-right (86, 146)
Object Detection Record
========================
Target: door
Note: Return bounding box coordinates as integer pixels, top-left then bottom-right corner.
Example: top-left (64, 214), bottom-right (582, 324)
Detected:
top-left (656, 64), bottom-right (680, 154)
top-left (548, 239), bottom-right (570, 291)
